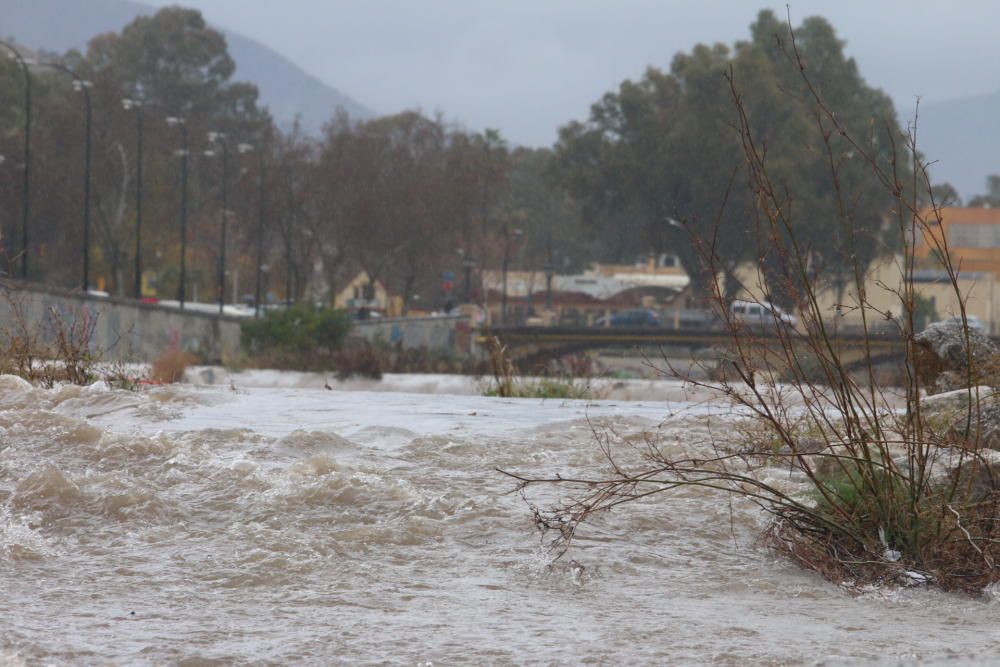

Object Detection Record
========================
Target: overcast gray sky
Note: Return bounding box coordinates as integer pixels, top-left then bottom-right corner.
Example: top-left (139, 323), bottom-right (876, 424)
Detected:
top-left (147, 0), bottom-right (1000, 147)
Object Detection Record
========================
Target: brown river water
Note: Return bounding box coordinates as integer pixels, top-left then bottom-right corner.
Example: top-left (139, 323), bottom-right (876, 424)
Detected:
top-left (1, 372), bottom-right (999, 665)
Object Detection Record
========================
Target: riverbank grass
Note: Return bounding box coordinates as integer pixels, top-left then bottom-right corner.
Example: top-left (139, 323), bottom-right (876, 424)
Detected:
top-left (483, 336), bottom-right (597, 399)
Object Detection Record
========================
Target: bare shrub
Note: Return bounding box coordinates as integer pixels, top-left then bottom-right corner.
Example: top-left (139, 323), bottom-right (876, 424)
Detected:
top-left (0, 291), bottom-right (101, 387)
top-left (486, 336), bottom-right (518, 397)
top-left (483, 336), bottom-right (597, 399)
top-left (0, 287), bottom-right (142, 389)
top-left (150, 345), bottom-right (195, 384)
top-left (49, 305), bottom-right (99, 386)
top-left (502, 18), bottom-right (999, 593)
top-left (0, 289), bottom-right (46, 381)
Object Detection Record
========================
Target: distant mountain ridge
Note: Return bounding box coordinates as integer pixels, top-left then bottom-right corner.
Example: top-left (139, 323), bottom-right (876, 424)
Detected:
top-left (0, 0), bottom-right (374, 133)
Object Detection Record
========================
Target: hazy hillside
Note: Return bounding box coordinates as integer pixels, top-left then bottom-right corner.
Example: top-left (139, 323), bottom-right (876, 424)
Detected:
top-left (0, 0), bottom-right (374, 133)
top-left (919, 92), bottom-right (1000, 199)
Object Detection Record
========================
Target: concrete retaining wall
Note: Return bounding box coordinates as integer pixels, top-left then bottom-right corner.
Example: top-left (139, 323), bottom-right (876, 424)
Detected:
top-left (0, 281), bottom-right (482, 364)
top-left (350, 315), bottom-right (476, 355)
top-left (0, 282), bottom-right (242, 363)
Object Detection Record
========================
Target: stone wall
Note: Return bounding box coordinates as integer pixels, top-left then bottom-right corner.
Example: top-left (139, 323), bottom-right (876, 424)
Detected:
top-left (0, 282), bottom-right (242, 363)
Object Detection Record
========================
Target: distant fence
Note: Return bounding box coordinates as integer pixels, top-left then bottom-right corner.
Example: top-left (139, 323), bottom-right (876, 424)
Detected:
top-left (350, 315), bottom-right (476, 355)
top-left (0, 281), bottom-right (242, 363)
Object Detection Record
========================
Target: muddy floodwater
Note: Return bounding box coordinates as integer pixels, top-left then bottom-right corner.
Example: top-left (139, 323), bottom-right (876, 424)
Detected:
top-left (1, 372), bottom-right (999, 665)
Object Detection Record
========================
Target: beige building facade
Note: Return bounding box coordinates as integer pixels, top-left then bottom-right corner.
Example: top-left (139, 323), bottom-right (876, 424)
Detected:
top-left (734, 258), bottom-right (1000, 334)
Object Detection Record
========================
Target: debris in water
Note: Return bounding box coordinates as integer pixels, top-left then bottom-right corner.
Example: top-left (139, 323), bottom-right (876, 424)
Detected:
top-left (898, 571), bottom-right (931, 587)
top-left (569, 560), bottom-right (585, 586)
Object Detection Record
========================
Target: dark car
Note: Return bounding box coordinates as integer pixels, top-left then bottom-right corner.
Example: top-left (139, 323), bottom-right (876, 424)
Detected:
top-left (593, 308), bottom-right (661, 328)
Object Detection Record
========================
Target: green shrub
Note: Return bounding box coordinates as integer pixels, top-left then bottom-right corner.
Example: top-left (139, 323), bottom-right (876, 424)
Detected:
top-left (241, 305), bottom-right (351, 367)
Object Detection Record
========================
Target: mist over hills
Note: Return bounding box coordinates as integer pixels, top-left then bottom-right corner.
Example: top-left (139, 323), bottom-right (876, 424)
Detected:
top-left (917, 93), bottom-right (1000, 200)
top-left (0, 0), bottom-right (374, 133)
top-left (2, 0), bottom-right (997, 197)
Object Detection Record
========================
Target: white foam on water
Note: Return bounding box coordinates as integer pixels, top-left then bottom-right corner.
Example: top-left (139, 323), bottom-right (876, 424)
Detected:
top-left (0, 374), bottom-right (997, 665)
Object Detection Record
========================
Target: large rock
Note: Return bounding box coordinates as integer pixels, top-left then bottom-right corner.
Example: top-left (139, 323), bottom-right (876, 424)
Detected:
top-left (920, 447), bottom-right (1000, 501)
top-left (920, 385), bottom-right (998, 420)
top-left (916, 386), bottom-right (1000, 450)
top-left (888, 448), bottom-right (999, 506)
top-left (913, 321), bottom-right (1000, 394)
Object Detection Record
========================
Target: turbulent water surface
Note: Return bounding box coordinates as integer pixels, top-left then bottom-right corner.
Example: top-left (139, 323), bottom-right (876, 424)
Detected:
top-left (1, 372), bottom-right (999, 665)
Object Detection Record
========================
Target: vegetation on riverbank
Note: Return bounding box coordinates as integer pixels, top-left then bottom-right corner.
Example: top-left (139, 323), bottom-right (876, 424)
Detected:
top-left (482, 336), bottom-right (597, 399)
top-left (503, 16), bottom-right (999, 594)
top-left (241, 307), bottom-right (490, 378)
top-left (0, 291), bottom-right (148, 389)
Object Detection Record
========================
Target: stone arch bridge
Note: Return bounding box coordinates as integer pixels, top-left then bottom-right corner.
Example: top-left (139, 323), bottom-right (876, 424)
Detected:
top-left (480, 325), bottom-right (909, 373)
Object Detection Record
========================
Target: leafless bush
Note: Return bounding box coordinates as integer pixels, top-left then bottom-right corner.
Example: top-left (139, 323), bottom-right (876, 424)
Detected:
top-left (0, 288), bottom-right (137, 389)
top-left (483, 336), bottom-right (597, 399)
top-left (502, 19), bottom-right (999, 593)
top-left (49, 305), bottom-right (99, 386)
top-left (150, 345), bottom-right (195, 384)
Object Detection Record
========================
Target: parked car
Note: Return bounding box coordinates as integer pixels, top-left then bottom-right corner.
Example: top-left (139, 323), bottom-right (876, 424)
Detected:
top-left (728, 300), bottom-right (797, 330)
top-left (667, 308), bottom-right (724, 331)
top-left (593, 308), bottom-right (661, 328)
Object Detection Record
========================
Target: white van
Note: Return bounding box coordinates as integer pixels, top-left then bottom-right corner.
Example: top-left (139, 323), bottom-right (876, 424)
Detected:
top-left (729, 300), bottom-right (797, 330)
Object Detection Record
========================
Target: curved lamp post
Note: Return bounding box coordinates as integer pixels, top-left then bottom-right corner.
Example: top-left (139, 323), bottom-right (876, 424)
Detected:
top-left (237, 142), bottom-right (267, 318)
top-left (0, 40), bottom-right (32, 280)
top-left (122, 98), bottom-right (144, 299)
top-left (500, 225), bottom-right (523, 325)
top-left (205, 132), bottom-right (230, 314)
top-left (544, 233), bottom-right (555, 313)
top-left (458, 248), bottom-right (476, 303)
top-left (41, 62), bottom-right (92, 290)
top-left (165, 116), bottom-right (189, 308)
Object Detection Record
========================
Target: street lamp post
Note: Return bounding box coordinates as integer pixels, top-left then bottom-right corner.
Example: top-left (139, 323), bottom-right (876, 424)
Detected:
top-left (166, 117), bottom-right (188, 308)
top-left (544, 227), bottom-right (555, 313)
top-left (238, 143), bottom-right (266, 318)
top-left (42, 62), bottom-right (91, 290)
top-left (284, 183), bottom-right (295, 308)
top-left (206, 132), bottom-right (230, 314)
top-left (122, 98), bottom-right (144, 299)
top-left (461, 253), bottom-right (476, 303)
top-left (0, 40), bottom-right (31, 281)
top-left (283, 173), bottom-right (296, 309)
top-left (500, 225), bottom-right (523, 326)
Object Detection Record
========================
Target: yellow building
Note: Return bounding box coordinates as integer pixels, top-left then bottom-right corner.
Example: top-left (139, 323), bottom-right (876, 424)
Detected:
top-left (915, 206), bottom-right (1000, 275)
top-left (734, 257), bottom-right (1000, 335)
top-left (333, 271), bottom-right (402, 317)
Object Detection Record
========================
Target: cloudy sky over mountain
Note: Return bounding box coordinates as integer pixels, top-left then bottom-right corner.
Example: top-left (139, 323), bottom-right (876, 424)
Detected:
top-left (144, 0), bottom-right (1000, 146)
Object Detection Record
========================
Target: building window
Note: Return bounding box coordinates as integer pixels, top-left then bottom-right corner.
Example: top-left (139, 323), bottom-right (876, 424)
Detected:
top-left (949, 223), bottom-right (1000, 248)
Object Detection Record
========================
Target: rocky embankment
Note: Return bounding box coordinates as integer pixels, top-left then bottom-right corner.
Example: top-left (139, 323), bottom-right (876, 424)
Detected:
top-left (907, 321), bottom-right (1000, 501)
